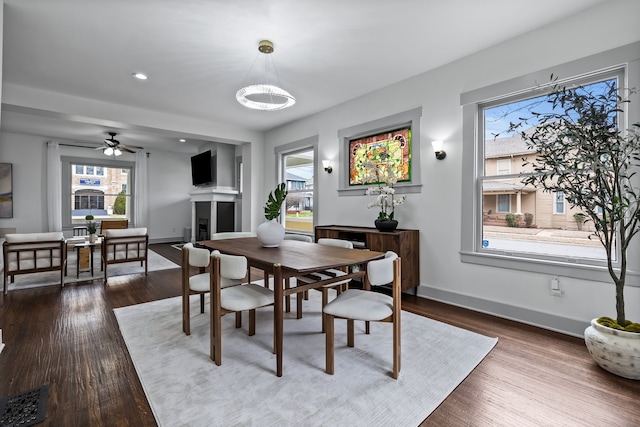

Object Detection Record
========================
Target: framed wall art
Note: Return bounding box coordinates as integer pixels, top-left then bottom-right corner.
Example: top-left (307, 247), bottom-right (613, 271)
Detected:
top-left (0, 163), bottom-right (13, 218)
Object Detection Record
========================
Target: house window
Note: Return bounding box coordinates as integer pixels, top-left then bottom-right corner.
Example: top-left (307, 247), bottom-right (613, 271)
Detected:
top-left (496, 159), bottom-right (511, 175)
top-left (497, 194), bottom-right (510, 213)
top-left (460, 43), bottom-right (638, 282)
top-left (554, 192), bottom-right (565, 214)
top-left (63, 159), bottom-right (133, 228)
top-left (275, 136), bottom-right (318, 236)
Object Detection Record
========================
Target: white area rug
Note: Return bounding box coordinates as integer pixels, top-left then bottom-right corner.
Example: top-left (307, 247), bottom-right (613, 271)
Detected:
top-left (6, 249), bottom-right (178, 291)
top-left (114, 292), bottom-right (498, 426)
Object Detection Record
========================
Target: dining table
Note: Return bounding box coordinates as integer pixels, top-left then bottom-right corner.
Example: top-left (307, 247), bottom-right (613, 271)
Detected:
top-left (198, 237), bottom-right (385, 377)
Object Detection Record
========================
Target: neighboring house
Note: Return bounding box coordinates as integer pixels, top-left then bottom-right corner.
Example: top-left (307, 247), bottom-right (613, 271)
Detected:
top-left (484, 129), bottom-right (593, 231)
top-left (285, 172), bottom-right (313, 212)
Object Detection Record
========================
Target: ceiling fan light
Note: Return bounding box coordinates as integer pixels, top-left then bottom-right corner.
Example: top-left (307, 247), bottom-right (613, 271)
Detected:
top-left (104, 147), bottom-right (114, 156)
top-left (114, 148), bottom-right (122, 156)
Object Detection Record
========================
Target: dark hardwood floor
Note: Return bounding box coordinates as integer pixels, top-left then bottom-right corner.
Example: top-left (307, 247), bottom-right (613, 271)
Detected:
top-left (0, 243), bottom-right (638, 426)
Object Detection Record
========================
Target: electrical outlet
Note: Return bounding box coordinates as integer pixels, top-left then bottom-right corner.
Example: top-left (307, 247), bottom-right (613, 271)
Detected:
top-left (550, 277), bottom-right (562, 296)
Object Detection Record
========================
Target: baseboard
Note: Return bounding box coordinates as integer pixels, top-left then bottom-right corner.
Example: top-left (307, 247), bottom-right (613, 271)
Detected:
top-left (416, 285), bottom-right (588, 338)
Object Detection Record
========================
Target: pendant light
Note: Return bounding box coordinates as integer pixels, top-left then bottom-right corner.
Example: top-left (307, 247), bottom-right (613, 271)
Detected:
top-left (236, 40), bottom-right (296, 111)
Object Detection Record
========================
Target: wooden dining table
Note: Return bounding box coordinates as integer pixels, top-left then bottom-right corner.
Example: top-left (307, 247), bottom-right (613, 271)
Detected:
top-left (198, 237), bottom-right (385, 377)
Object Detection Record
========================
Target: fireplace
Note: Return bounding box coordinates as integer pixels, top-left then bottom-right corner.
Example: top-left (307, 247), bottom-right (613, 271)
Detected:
top-left (189, 186), bottom-right (239, 242)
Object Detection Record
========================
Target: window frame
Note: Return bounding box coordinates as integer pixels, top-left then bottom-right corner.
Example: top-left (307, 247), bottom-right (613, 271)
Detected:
top-left (460, 42), bottom-right (640, 284)
top-left (274, 136), bottom-right (318, 237)
top-left (61, 156), bottom-right (135, 231)
top-left (337, 108), bottom-right (423, 196)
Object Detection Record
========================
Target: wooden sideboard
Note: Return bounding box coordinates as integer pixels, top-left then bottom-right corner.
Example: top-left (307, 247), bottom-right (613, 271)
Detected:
top-left (314, 225), bottom-right (420, 292)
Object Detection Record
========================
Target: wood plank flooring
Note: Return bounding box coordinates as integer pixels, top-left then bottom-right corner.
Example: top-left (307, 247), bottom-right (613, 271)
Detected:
top-left (0, 243), bottom-right (638, 426)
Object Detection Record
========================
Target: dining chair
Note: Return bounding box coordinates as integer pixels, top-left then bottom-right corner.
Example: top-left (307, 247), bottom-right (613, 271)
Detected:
top-left (210, 250), bottom-right (275, 366)
top-left (323, 251), bottom-right (401, 379)
top-left (181, 242), bottom-right (211, 335)
top-left (295, 237), bottom-right (353, 332)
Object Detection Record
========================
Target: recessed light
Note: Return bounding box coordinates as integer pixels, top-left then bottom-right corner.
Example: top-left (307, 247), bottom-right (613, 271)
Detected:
top-left (179, 139), bottom-right (186, 143)
top-left (132, 72), bottom-right (148, 80)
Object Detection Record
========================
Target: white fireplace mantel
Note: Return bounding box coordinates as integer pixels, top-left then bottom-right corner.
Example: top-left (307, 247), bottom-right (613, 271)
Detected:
top-left (189, 186), bottom-right (239, 242)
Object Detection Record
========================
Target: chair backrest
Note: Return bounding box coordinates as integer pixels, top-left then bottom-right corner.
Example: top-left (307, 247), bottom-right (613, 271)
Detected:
top-left (284, 234), bottom-right (313, 242)
top-left (210, 232), bottom-right (256, 240)
top-left (182, 242), bottom-right (210, 268)
top-left (100, 219), bottom-right (129, 234)
top-left (367, 251), bottom-right (398, 287)
top-left (317, 238), bottom-right (353, 249)
top-left (211, 250), bottom-right (248, 288)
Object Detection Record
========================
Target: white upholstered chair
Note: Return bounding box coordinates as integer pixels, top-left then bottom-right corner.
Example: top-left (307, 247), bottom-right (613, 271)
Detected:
top-left (210, 250), bottom-right (274, 366)
top-left (181, 243), bottom-right (211, 335)
top-left (323, 251), bottom-right (401, 379)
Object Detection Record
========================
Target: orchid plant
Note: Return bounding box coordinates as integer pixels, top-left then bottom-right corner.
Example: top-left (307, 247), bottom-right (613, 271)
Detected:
top-left (364, 161), bottom-right (406, 221)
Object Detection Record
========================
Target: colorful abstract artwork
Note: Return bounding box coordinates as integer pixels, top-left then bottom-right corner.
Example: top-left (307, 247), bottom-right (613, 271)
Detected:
top-left (348, 127), bottom-right (411, 186)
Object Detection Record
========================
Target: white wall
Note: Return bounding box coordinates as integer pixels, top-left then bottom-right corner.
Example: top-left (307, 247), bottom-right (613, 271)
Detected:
top-left (0, 131), bottom-right (193, 242)
top-left (263, 0), bottom-right (640, 336)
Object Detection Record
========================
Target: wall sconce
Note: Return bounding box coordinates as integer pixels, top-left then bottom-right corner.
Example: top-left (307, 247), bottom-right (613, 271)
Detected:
top-left (431, 140), bottom-right (446, 160)
top-left (322, 160), bottom-right (333, 173)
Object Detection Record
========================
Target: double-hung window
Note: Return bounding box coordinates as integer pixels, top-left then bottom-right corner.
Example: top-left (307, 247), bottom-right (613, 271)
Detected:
top-left (460, 43), bottom-right (639, 282)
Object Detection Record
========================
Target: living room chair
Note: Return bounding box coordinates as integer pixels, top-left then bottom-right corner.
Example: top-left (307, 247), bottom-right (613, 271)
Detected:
top-left (295, 238), bottom-right (353, 331)
top-left (323, 251), bottom-right (401, 379)
top-left (99, 219), bottom-right (129, 236)
top-left (181, 242), bottom-right (212, 336)
top-left (210, 250), bottom-right (274, 365)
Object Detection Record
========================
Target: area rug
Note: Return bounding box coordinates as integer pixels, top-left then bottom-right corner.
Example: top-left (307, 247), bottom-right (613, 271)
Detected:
top-left (0, 384), bottom-right (48, 427)
top-left (5, 249), bottom-right (178, 292)
top-left (114, 292), bottom-right (498, 427)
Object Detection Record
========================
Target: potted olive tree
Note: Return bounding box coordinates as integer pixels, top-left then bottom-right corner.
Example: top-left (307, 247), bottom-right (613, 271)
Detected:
top-left (508, 77), bottom-right (640, 379)
top-left (256, 182), bottom-right (288, 247)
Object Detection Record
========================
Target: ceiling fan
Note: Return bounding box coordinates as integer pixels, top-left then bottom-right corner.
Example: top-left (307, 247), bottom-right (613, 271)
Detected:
top-left (97, 132), bottom-right (142, 156)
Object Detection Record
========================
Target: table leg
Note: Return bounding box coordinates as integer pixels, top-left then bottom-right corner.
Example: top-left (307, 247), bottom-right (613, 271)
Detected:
top-left (273, 264), bottom-right (284, 377)
top-left (90, 245), bottom-right (94, 276)
top-left (76, 247), bottom-right (80, 279)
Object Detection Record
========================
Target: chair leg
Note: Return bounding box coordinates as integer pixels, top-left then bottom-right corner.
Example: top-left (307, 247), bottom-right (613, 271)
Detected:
top-left (347, 319), bottom-right (355, 347)
top-left (249, 309), bottom-right (256, 336)
top-left (200, 293), bottom-right (205, 314)
top-left (325, 313), bottom-right (334, 375)
top-left (212, 301), bottom-right (222, 366)
top-left (183, 293), bottom-right (191, 336)
top-left (393, 314), bottom-right (401, 379)
top-left (285, 278), bottom-right (291, 313)
top-left (296, 290), bottom-right (303, 319)
top-left (235, 311), bottom-right (242, 328)
top-left (321, 288), bottom-right (329, 332)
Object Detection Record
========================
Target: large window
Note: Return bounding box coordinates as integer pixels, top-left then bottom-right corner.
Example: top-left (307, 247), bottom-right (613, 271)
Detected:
top-left (275, 136), bottom-right (318, 235)
top-left (282, 149), bottom-right (314, 232)
top-left (62, 157), bottom-right (134, 229)
top-left (460, 43), bottom-right (640, 282)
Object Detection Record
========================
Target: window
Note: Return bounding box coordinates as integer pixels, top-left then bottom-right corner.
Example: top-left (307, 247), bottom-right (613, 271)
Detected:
top-left (62, 157), bottom-right (134, 229)
top-left (497, 194), bottom-right (510, 213)
top-left (282, 149), bottom-right (314, 232)
top-left (460, 43), bottom-right (639, 282)
top-left (275, 136), bottom-right (318, 235)
top-left (553, 192), bottom-right (565, 214)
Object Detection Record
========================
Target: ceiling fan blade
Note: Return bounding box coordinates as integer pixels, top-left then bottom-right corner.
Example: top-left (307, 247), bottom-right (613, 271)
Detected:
top-left (119, 146), bottom-right (137, 153)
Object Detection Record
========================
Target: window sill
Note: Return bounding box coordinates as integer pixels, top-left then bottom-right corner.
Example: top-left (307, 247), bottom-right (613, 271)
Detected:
top-left (460, 250), bottom-right (640, 287)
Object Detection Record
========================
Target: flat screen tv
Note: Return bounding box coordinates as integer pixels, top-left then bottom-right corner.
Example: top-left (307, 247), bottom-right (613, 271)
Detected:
top-left (191, 150), bottom-right (214, 186)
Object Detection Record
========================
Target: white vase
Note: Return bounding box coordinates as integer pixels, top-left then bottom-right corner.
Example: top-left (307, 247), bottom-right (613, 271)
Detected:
top-left (584, 318), bottom-right (640, 380)
top-left (256, 219), bottom-right (285, 248)
top-left (89, 233), bottom-right (96, 243)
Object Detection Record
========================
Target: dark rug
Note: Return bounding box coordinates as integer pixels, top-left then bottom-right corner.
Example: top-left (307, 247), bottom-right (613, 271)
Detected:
top-left (0, 385), bottom-right (48, 427)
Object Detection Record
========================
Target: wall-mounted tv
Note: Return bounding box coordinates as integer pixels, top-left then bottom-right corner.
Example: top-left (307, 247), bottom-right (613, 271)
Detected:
top-left (191, 150), bottom-right (215, 186)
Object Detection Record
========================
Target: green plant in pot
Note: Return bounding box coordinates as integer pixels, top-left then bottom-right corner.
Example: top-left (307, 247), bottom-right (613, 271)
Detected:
top-left (507, 77), bottom-right (640, 379)
top-left (257, 182), bottom-right (288, 247)
top-left (85, 214), bottom-right (98, 235)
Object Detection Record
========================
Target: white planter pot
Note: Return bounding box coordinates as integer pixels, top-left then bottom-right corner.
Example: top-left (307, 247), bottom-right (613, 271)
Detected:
top-left (584, 318), bottom-right (640, 380)
top-left (256, 219), bottom-right (285, 248)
